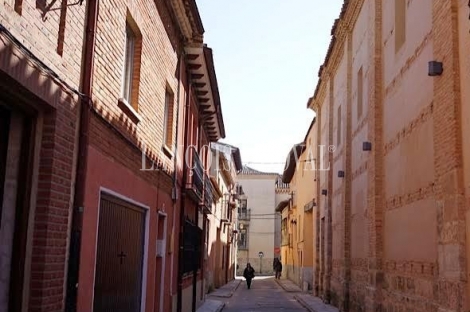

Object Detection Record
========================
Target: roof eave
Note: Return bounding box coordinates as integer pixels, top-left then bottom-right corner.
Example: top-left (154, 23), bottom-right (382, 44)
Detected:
top-left (275, 199), bottom-right (290, 212)
top-left (169, 0), bottom-right (204, 44)
top-left (184, 45), bottom-right (225, 142)
top-left (203, 46), bottom-right (226, 141)
top-left (281, 143), bottom-right (306, 183)
top-left (232, 148), bottom-right (243, 172)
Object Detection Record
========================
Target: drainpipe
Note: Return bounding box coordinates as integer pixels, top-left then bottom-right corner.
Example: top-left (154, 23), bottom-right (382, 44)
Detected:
top-left (192, 123), bottom-right (204, 311)
top-left (65, 0), bottom-right (98, 311)
top-left (192, 200), bottom-right (199, 312)
top-left (177, 65), bottom-right (191, 312)
top-left (170, 50), bottom-right (183, 311)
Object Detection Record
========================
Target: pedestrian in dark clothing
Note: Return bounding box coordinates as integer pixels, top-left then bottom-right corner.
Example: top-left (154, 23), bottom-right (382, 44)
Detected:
top-left (273, 258), bottom-right (279, 272)
top-left (275, 260), bottom-right (282, 279)
top-left (243, 263), bottom-right (255, 289)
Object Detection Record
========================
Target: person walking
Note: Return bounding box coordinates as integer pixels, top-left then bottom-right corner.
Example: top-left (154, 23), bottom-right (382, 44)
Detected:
top-left (243, 263), bottom-right (255, 289)
top-left (275, 260), bottom-right (282, 279)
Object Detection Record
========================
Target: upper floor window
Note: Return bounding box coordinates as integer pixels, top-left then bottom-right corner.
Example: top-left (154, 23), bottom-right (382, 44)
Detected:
top-left (121, 17), bottom-right (142, 110)
top-left (163, 88), bottom-right (175, 150)
top-left (238, 228), bottom-right (248, 249)
top-left (337, 105), bottom-right (342, 146)
top-left (357, 67), bottom-right (363, 119)
top-left (395, 0), bottom-right (406, 52)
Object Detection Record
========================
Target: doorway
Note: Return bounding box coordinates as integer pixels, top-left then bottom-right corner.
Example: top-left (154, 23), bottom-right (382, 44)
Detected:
top-left (0, 104), bottom-right (36, 312)
top-left (93, 192), bottom-right (147, 312)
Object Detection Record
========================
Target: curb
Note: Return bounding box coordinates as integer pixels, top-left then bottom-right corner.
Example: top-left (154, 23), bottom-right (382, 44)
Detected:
top-left (275, 279), bottom-right (302, 293)
top-left (231, 279), bottom-right (241, 294)
top-left (208, 279), bottom-right (242, 298)
top-left (215, 302), bottom-right (225, 312)
top-left (294, 295), bottom-right (315, 312)
top-left (196, 299), bottom-right (226, 312)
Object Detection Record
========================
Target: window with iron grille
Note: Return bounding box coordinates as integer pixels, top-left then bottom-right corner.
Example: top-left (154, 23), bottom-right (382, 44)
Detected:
top-left (183, 220), bottom-right (202, 274)
top-left (238, 227), bottom-right (248, 250)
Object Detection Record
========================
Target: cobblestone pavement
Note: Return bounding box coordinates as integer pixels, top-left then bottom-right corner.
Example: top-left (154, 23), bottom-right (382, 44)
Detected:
top-left (222, 276), bottom-right (307, 312)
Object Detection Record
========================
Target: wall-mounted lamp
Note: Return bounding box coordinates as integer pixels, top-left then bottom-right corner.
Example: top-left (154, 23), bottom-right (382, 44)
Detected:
top-left (428, 61), bottom-right (443, 76)
top-left (321, 189), bottom-right (327, 196)
top-left (363, 141), bottom-right (372, 151)
top-left (338, 170), bottom-right (345, 178)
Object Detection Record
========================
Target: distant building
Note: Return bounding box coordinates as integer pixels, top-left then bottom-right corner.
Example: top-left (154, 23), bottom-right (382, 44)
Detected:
top-left (205, 142), bottom-right (242, 292)
top-left (278, 117), bottom-right (318, 292)
top-left (236, 166), bottom-right (288, 275)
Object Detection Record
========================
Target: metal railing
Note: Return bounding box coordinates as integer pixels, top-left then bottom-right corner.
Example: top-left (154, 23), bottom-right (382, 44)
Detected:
top-left (238, 209), bottom-right (250, 220)
top-left (187, 149), bottom-right (204, 201)
top-left (204, 174), bottom-right (213, 210)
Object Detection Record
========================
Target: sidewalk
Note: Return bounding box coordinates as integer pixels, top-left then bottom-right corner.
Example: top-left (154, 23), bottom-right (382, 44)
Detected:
top-left (206, 278), bottom-right (242, 298)
top-left (275, 278), bottom-right (302, 292)
top-left (195, 299), bottom-right (225, 312)
top-left (196, 279), bottom-right (242, 312)
top-left (294, 294), bottom-right (339, 312)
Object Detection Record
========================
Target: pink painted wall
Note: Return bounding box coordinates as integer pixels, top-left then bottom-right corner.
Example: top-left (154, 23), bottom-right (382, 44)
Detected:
top-left (77, 146), bottom-right (174, 312)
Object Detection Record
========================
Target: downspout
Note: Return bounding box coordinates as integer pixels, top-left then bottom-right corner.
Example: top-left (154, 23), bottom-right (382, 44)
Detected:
top-left (170, 50), bottom-right (184, 310)
top-left (177, 64), bottom-right (191, 312)
top-left (65, 0), bottom-right (98, 311)
top-left (192, 111), bottom-right (204, 311)
top-left (192, 200), bottom-right (199, 312)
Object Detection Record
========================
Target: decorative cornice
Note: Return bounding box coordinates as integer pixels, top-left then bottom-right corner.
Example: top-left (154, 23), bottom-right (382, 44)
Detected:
top-left (169, 0), bottom-right (204, 44)
top-left (311, 0), bottom-right (365, 111)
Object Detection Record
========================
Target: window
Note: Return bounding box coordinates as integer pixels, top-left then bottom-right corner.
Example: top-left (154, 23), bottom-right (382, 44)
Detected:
top-left (337, 105), bottom-right (342, 145)
top-left (15, 0), bottom-right (23, 14)
top-left (122, 23), bottom-right (135, 104)
top-left (238, 228), bottom-right (248, 249)
top-left (121, 17), bottom-right (142, 110)
top-left (395, 0), bottom-right (406, 52)
top-left (357, 67), bottom-right (363, 119)
top-left (163, 88), bottom-right (175, 149)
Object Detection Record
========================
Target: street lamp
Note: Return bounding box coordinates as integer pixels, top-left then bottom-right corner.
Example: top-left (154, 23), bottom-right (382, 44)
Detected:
top-left (258, 251), bottom-right (264, 274)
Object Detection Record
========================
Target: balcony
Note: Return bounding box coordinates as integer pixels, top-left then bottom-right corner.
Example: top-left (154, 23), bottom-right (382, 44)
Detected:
top-left (238, 243), bottom-right (248, 250)
top-left (220, 200), bottom-right (229, 222)
top-left (238, 209), bottom-right (250, 220)
top-left (202, 174), bottom-right (214, 213)
top-left (185, 149), bottom-right (204, 203)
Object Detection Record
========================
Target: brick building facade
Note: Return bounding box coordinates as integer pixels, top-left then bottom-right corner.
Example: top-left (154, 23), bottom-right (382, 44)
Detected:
top-left (309, 0), bottom-right (470, 311)
top-left (0, 0), bottom-right (227, 312)
top-left (0, 1), bottom-right (85, 311)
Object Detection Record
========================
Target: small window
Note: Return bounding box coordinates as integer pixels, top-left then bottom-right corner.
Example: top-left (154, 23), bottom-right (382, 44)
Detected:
top-left (337, 105), bottom-right (342, 146)
top-left (395, 0), bottom-right (406, 52)
top-left (163, 88), bottom-right (175, 149)
top-left (357, 67), bottom-right (363, 119)
top-left (121, 17), bottom-right (142, 110)
top-left (15, 0), bottom-right (23, 14)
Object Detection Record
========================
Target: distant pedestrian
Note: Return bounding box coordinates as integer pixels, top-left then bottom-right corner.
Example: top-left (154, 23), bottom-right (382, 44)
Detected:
top-left (275, 260), bottom-right (282, 279)
top-left (243, 263), bottom-right (255, 289)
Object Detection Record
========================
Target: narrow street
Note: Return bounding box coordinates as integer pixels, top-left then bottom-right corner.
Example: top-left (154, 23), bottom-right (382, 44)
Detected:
top-left (222, 277), bottom-right (306, 312)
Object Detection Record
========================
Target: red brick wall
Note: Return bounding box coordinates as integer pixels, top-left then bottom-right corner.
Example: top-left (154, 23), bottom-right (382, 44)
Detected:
top-left (91, 0), bottom-right (182, 174)
top-left (0, 1), bottom-right (85, 311)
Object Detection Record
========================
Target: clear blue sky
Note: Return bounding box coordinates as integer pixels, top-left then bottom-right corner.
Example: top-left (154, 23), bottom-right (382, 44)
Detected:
top-left (197, 0), bottom-right (344, 174)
